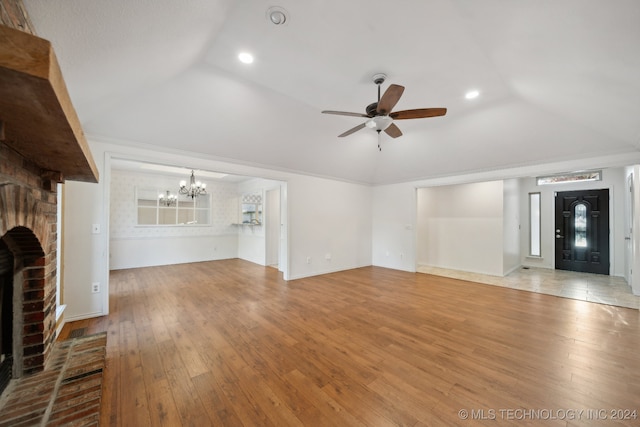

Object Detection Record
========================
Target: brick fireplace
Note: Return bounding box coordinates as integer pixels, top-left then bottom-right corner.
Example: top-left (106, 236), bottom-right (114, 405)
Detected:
top-left (0, 142), bottom-right (60, 395)
top-left (0, 10), bottom-right (99, 397)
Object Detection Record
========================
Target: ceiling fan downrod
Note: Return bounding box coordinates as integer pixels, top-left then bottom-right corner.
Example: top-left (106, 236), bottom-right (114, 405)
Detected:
top-left (373, 73), bottom-right (386, 104)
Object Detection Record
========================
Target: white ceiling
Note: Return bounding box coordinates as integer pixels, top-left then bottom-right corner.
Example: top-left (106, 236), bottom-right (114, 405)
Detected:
top-left (24, 0), bottom-right (640, 185)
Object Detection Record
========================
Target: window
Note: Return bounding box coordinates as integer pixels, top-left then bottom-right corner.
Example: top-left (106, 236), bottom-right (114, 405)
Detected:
top-left (136, 187), bottom-right (211, 225)
top-left (536, 170), bottom-right (601, 186)
top-left (529, 192), bottom-right (541, 257)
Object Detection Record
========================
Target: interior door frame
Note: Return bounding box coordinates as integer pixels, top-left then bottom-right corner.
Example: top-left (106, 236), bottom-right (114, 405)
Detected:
top-left (625, 173), bottom-right (634, 285)
top-left (265, 187), bottom-right (281, 269)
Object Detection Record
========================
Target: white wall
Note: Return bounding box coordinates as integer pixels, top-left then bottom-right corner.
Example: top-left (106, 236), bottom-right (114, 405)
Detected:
top-left (287, 174), bottom-right (372, 279)
top-left (518, 167), bottom-right (626, 276)
top-left (109, 169), bottom-right (239, 269)
top-left (372, 183), bottom-right (416, 272)
top-left (110, 235), bottom-right (238, 269)
top-left (503, 179), bottom-right (521, 275)
top-left (416, 181), bottom-right (505, 276)
top-left (63, 180), bottom-right (107, 321)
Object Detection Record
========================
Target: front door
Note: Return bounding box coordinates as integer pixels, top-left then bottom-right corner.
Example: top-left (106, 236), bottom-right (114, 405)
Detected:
top-left (555, 189), bottom-right (609, 275)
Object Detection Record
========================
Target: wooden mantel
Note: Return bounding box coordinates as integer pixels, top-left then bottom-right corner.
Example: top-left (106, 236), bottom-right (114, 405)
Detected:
top-left (0, 24), bottom-right (98, 183)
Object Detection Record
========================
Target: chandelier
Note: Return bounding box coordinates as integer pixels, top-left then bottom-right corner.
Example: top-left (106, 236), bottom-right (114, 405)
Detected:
top-left (158, 190), bottom-right (177, 206)
top-left (179, 170), bottom-right (206, 199)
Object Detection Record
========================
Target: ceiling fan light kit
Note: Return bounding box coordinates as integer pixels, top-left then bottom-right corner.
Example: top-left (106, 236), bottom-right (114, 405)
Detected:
top-left (365, 115), bottom-right (393, 131)
top-left (322, 73), bottom-right (447, 148)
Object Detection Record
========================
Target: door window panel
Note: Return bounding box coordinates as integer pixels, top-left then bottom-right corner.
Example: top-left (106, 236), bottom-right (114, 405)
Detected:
top-left (575, 203), bottom-right (587, 248)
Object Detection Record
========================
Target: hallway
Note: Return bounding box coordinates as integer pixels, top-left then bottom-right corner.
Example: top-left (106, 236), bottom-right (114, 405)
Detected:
top-left (418, 266), bottom-right (640, 310)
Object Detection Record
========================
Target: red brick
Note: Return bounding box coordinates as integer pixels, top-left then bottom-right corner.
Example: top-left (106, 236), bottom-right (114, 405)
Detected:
top-left (0, 142), bottom-right (63, 378)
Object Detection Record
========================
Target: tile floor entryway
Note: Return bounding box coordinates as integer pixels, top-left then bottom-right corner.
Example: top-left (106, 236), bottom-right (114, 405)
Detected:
top-left (418, 266), bottom-right (640, 310)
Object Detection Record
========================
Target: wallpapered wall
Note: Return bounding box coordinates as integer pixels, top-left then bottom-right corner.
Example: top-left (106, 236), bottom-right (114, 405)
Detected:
top-left (110, 169), bottom-right (239, 239)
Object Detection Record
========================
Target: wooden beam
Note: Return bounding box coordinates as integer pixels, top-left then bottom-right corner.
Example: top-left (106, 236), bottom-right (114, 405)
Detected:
top-left (0, 0), bottom-right (36, 35)
top-left (0, 24), bottom-right (98, 183)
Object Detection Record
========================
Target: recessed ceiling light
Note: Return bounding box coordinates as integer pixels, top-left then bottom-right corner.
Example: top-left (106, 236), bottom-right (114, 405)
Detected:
top-left (465, 90), bottom-right (480, 100)
top-left (238, 52), bottom-right (254, 64)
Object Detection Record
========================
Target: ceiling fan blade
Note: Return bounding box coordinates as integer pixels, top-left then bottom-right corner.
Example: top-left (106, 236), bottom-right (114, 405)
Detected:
top-left (322, 110), bottom-right (369, 118)
top-left (338, 122), bottom-right (366, 137)
top-left (377, 84), bottom-right (405, 115)
top-left (390, 108), bottom-right (447, 120)
top-left (384, 123), bottom-right (403, 138)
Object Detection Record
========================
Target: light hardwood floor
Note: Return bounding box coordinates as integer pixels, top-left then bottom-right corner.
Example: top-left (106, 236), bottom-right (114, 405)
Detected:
top-left (59, 259), bottom-right (640, 426)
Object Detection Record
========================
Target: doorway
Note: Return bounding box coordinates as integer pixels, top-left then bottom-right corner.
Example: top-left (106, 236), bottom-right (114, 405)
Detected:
top-left (555, 189), bottom-right (609, 275)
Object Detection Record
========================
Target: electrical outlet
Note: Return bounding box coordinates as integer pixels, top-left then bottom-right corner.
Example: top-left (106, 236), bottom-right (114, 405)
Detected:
top-left (306, 256), bottom-right (312, 264)
top-left (92, 282), bottom-right (100, 293)
top-left (325, 253), bottom-right (331, 261)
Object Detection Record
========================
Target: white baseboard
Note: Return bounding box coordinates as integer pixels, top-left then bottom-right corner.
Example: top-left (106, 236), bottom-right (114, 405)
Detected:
top-left (63, 311), bottom-right (106, 323)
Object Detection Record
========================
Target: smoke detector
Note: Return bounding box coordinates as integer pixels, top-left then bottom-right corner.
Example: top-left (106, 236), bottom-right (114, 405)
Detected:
top-left (266, 6), bottom-right (289, 26)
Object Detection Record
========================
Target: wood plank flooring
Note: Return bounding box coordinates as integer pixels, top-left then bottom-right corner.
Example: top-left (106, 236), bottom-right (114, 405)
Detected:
top-left (59, 259), bottom-right (640, 426)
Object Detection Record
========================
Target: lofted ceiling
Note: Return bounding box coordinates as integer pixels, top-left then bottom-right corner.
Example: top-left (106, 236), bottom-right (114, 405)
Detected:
top-left (23, 0), bottom-right (640, 185)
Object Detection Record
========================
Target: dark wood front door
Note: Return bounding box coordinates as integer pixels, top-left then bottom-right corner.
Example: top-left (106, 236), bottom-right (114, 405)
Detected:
top-left (555, 189), bottom-right (609, 275)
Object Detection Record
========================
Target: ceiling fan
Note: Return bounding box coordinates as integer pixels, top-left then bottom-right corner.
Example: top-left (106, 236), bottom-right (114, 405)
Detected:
top-left (322, 73), bottom-right (446, 149)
